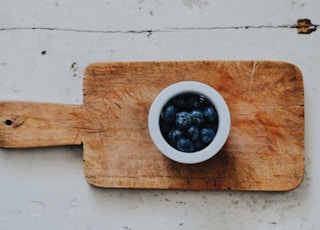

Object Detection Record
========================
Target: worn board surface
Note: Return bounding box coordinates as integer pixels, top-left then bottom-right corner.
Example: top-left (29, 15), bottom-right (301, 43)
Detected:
top-left (0, 61), bottom-right (304, 191)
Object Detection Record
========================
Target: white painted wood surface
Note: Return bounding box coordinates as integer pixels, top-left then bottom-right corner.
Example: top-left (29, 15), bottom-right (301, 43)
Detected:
top-left (0, 0), bottom-right (319, 229)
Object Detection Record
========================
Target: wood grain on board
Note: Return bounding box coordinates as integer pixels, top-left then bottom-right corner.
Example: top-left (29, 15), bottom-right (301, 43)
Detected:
top-left (0, 61), bottom-right (304, 191)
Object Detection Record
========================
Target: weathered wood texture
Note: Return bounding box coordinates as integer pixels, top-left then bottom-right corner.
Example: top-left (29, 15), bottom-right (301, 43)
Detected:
top-left (0, 61), bottom-right (304, 191)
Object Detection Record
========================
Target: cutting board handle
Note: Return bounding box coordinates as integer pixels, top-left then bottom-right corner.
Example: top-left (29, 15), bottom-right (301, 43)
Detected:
top-left (0, 101), bottom-right (84, 148)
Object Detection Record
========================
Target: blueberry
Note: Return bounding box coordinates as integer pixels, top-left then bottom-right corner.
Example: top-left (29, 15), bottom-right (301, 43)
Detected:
top-left (194, 139), bottom-right (206, 151)
top-left (204, 122), bottom-right (218, 133)
top-left (186, 125), bottom-right (199, 141)
top-left (175, 111), bottom-right (192, 129)
top-left (167, 128), bottom-right (183, 145)
top-left (160, 120), bottom-right (170, 136)
top-left (177, 137), bottom-right (194, 152)
top-left (162, 105), bottom-right (176, 122)
top-left (190, 110), bottom-right (205, 125)
top-left (200, 127), bottom-right (215, 143)
top-left (170, 95), bottom-right (187, 110)
top-left (187, 95), bottom-right (203, 109)
top-left (203, 107), bottom-right (218, 122)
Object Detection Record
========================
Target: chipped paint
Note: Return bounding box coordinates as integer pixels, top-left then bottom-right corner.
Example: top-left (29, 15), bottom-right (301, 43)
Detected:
top-left (296, 18), bottom-right (317, 34)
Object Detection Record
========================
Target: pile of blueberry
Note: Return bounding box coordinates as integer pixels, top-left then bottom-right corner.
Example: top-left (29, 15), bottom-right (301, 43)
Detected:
top-left (159, 93), bottom-right (218, 153)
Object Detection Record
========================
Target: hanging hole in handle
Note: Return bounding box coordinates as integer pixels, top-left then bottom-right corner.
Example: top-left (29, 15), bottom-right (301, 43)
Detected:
top-left (5, 120), bottom-right (12, 126)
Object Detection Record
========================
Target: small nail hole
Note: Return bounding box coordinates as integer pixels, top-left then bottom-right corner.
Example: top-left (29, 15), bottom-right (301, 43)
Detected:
top-left (5, 120), bottom-right (12, 126)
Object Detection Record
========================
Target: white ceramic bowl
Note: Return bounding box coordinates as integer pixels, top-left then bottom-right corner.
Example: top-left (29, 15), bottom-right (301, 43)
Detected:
top-left (148, 81), bottom-right (231, 164)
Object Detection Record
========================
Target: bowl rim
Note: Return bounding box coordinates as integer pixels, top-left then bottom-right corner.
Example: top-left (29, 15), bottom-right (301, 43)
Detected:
top-left (148, 81), bottom-right (231, 164)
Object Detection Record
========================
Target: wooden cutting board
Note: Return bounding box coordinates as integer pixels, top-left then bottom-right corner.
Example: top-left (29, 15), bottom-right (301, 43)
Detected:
top-left (0, 61), bottom-right (304, 191)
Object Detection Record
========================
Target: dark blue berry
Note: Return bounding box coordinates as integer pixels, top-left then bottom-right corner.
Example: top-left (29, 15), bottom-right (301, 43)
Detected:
top-left (186, 125), bottom-right (199, 141)
top-left (175, 111), bottom-right (192, 129)
top-left (167, 128), bottom-right (183, 145)
top-left (204, 122), bottom-right (218, 132)
top-left (203, 107), bottom-right (218, 122)
top-left (162, 105), bottom-right (176, 122)
top-left (190, 110), bottom-right (205, 125)
top-left (160, 120), bottom-right (170, 136)
top-left (194, 139), bottom-right (206, 151)
top-left (177, 137), bottom-right (194, 152)
top-left (187, 95), bottom-right (203, 109)
top-left (170, 95), bottom-right (187, 110)
top-left (200, 128), bottom-right (215, 143)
